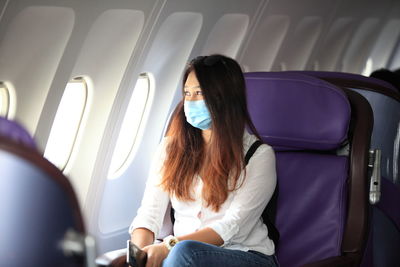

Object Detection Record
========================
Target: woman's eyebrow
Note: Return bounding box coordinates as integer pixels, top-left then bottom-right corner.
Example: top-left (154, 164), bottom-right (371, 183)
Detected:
top-left (184, 85), bottom-right (201, 89)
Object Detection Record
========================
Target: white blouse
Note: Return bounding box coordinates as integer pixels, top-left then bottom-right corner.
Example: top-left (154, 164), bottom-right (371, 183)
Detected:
top-left (129, 131), bottom-right (277, 255)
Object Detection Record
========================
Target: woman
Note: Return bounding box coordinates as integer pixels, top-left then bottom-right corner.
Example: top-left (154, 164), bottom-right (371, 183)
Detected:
top-left (129, 55), bottom-right (278, 267)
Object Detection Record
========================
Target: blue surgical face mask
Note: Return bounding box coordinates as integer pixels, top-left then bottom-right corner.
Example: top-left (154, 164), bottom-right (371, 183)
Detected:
top-left (184, 100), bottom-right (212, 130)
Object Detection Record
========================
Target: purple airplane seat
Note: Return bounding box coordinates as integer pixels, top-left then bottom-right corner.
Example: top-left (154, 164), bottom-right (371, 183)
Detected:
top-left (245, 72), bottom-right (373, 267)
top-left (0, 131), bottom-right (96, 266)
top-left (285, 70), bottom-right (399, 98)
top-left (0, 116), bottom-right (36, 149)
top-left (281, 70), bottom-right (400, 267)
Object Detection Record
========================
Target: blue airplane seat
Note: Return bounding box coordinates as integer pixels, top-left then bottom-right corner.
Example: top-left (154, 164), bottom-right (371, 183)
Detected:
top-left (0, 138), bottom-right (96, 267)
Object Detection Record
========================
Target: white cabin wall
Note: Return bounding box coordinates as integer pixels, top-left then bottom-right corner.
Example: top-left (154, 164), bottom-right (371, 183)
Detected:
top-left (240, 0), bottom-right (339, 72)
top-left (368, 18), bottom-right (400, 73)
top-left (62, 8), bottom-right (145, 205)
top-left (0, 0), bottom-right (9, 19)
top-left (35, 0), bottom-right (158, 205)
top-left (269, 0), bottom-right (336, 71)
top-left (390, 42), bottom-right (400, 70)
top-left (90, 0), bottom-right (265, 254)
top-left (0, 4), bottom-right (74, 134)
top-left (240, 0), bottom-right (400, 74)
top-left (0, 0), bottom-right (160, 225)
top-left (385, 1), bottom-right (400, 70)
top-left (326, 0), bottom-right (398, 73)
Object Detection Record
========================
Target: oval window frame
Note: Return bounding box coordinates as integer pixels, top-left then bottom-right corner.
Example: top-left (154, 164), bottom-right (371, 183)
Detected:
top-left (44, 77), bottom-right (88, 171)
top-left (108, 73), bottom-right (152, 179)
top-left (0, 82), bottom-right (10, 118)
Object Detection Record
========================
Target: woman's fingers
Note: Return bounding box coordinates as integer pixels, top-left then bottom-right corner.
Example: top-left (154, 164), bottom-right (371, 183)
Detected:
top-left (144, 243), bottom-right (169, 267)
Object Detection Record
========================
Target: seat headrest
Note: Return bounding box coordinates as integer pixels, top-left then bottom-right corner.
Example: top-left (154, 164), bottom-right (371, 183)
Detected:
top-left (245, 72), bottom-right (350, 151)
top-left (287, 70), bottom-right (399, 92)
top-left (0, 117), bottom-right (36, 149)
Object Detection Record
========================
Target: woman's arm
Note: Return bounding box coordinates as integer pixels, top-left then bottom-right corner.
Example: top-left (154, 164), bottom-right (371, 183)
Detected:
top-left (131, 227), bottom-right (155, 249)
top-left (177, 227), bottom-right (223, 246)
top-left (129, 139), bottom-right (170, 248)
top-left (141, 227), bottom-right (223, 267)
top-left (142, 145), bottom-right (275, 266)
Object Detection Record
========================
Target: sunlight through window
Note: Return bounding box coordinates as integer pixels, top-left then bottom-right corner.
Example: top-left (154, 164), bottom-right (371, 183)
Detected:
top-left (362, 58), bottom-right (373, 76)
top-left (44, 77), bottom-right (88, 170)
top-left (109, 73), bottom-right (150, 178)
top-left (0, 82), bottom-right (10, 118)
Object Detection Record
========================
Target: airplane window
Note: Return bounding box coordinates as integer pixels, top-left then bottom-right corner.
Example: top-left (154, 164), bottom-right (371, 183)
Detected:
top-left (0, 82), bottom-right (10, 118)
top-left (369, 19), bottom-right (400, 70)
top-left (0, 6), bottom-right (74, 132)
top-left (390, 43), bottom-right (400, 70)
top-left (362, 58), bottom-right (374, 76)
top-left (44, 77), bottom-right (88, 171)
top-left (108, 73), bottom-right (151, 178)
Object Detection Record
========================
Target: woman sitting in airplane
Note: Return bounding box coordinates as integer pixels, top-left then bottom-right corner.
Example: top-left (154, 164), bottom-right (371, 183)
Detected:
top-left (129, 54), bottom-right (278, 267)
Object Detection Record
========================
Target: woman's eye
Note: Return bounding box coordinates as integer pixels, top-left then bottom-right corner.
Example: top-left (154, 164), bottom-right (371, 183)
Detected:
top-left (196, 91), bottom-right (203, 95)
top-left (184, 91), bottom-right (191, 96)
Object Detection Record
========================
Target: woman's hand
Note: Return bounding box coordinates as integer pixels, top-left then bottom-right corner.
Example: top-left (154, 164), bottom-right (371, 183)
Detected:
top-left (142, 243), bottom-right (169, 267)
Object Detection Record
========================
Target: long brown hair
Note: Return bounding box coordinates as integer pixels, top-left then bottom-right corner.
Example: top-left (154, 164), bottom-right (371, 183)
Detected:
top-left (160, 55), bottom-right (260, 211)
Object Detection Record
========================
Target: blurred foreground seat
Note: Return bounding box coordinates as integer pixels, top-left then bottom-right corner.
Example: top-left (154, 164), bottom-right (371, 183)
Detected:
top-left (0, 121), bottom-right (97, 267)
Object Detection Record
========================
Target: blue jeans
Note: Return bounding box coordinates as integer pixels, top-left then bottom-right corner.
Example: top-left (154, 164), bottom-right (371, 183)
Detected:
top-left (162, 240), bottom-right (278, 267)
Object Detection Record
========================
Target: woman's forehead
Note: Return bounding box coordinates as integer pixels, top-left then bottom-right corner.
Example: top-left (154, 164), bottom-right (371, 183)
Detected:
top-left (185, 71), bottom-right (200, 87)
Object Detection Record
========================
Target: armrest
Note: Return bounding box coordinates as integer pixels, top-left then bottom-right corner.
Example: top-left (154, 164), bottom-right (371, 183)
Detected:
top-left (95, 248), bottom-right (126, 267)
top-left (301, 255), bottom-right (358, 267)
top-left (109, 255), bottom-right (129, 267)
top-left (95, 244), bottom-right (147, 267)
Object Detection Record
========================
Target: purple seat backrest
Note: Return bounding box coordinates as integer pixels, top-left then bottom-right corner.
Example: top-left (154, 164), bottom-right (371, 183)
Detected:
top-left (245, 72), bottom-right (351, 267)
top-left (0, 116), bottom-right (36, 149)
top-left (285, 71), bottom-right (400, 104)
top-left (286, 71), bottom-right (398, 92)
top-left (245, 72), bottom-right (350, 150)
top-left (0, 140), bottom-right (85, 266)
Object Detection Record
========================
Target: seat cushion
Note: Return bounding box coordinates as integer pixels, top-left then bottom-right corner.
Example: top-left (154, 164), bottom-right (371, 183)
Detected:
top-left (275, 152), bottom-right (348, 267)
